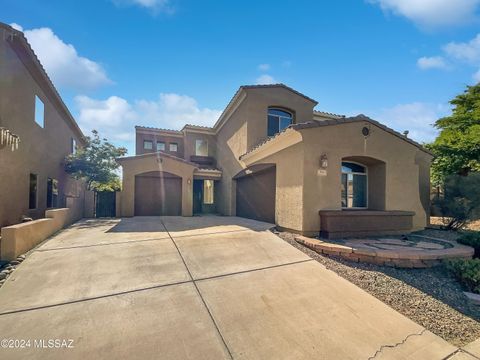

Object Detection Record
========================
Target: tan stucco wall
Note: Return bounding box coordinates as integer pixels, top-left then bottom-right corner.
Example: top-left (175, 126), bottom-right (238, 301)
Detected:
top-left (299, 122), bottom-right (431, 233)
top-left (118, 154), bottom-right (195, 217)
top-left (183, 131), bottom-right (217, 160)
top-left (0, 30), bottom-right (85, 228)
top-left (215, 87), bottom-right (316, 215)
top-left (0, 207), bottom-right (77, 261)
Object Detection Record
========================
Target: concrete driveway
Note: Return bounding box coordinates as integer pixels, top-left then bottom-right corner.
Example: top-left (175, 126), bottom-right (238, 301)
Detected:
top-left (0, 216), bottom-right (461, 359)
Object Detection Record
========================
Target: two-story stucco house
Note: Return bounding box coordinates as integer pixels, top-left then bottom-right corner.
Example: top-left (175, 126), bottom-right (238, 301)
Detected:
top-left (117, 84), bottom-right (433, 238)
top-left (0, 23), bottom-right (86, 229)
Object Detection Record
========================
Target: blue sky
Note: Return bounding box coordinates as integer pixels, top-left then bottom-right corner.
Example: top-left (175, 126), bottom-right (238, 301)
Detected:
top-left (3, 0), bottom-right (480, 154)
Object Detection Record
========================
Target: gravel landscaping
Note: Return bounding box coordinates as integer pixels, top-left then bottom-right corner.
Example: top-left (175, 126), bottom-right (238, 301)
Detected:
top-left (0, 254), bottom-right (26, 288)
top-left (275, 229), bottom-right (480, 347)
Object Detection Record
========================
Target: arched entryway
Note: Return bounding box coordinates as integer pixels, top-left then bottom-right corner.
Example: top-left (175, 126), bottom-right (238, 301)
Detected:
top-left (134, 171), bottom-right (182, 216)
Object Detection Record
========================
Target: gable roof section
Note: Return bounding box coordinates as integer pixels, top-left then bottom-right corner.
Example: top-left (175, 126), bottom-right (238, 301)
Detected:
top-left (212, 84), bottom-right (319, 132)
top-left (240, 114), bottom-right (433, 160)
top-left (0, 22), bottom-right (86, 144)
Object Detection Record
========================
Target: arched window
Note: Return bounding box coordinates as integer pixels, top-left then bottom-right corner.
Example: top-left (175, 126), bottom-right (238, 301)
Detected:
top-left (267, 108), bottom-right (293, 137)
top-left (341, 162), bottom-right (367, 208)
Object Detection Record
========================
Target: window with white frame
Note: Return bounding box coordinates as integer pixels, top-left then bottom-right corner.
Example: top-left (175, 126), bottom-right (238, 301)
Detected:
top-left (35, 96), bottom-right (45, 128)
top-left (169, 143), bottom-right (178, 152)
top-left (341, 162), bottom-right (367, 208)
top-left (195, 139), bottom-right (208, 156)
top-left (143, 140), bottom-right (153, 150)
top-left (267, 108), bottom-right (292, 137)
top-left (157, 142), bottom-right (165, 151)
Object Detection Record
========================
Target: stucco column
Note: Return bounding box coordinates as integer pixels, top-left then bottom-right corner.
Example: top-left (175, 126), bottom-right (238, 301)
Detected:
top-left (182, 173), bottom-right (193, 216)
top-left (121, 171), bottom-right (135, 217)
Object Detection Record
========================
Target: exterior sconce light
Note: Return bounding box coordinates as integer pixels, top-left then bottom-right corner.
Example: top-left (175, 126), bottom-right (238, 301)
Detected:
top-left (320, 154), bottom-right (328, 169)
top-left (0, 127), bottom-right (20, 151)
top-left (187, 178), bottom-right (191, 185)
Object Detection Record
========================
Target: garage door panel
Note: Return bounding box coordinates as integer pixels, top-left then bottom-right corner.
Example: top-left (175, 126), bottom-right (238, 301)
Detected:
top-left (236, 168), bottom-right (275, 223)
top-left (135, 175), bottom-right (182, 216)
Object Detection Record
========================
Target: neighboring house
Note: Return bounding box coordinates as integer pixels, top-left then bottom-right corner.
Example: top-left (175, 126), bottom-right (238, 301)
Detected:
top-left (0, 23), bottom-right (86, 229)
top-left (118, 84), bottom-right (433, 237)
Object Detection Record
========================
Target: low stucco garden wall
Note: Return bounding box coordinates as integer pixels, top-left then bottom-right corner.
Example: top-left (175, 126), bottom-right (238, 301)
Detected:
top-left (0, 205), bottom-right (80, 261)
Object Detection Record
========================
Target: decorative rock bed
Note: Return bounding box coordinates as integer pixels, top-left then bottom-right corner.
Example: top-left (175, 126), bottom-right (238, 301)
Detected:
top-left (0, 254), bottom-right (26, 288)
top-left (295, 234), bottom-right (474, 268)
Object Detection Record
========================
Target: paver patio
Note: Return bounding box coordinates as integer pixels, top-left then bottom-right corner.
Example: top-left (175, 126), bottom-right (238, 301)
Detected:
top-left (0, 216), bottom-right (466, 359)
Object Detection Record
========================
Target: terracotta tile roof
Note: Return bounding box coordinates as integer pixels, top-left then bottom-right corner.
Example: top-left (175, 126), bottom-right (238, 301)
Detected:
top-left (0, 22), bottom-right (86, 143)
top-left (313, 110), bottom-right (346, 120)
top-left (240, 84), bottom-right (318, 105)
top-left (135, 125), bottom-right (183, 134)
top-left (239, 114), bottom-right (433, 160)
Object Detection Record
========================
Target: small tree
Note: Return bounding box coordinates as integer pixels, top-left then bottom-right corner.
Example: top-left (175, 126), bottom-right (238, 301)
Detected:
top-left (434, 173), bottom-right (480, 230)
top-left (428, 84), bottom-right (480, 185)
top-left (65, 130), bottom-right (127, 191)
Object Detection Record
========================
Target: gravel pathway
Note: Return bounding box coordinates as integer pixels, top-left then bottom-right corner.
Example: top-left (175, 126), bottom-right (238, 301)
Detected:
top-left (275, 230), bottom-right (480, 347)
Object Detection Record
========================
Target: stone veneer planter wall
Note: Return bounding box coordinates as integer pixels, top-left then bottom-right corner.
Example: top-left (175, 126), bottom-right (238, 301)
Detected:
top-left (295, 235), bottom-right (474, 268)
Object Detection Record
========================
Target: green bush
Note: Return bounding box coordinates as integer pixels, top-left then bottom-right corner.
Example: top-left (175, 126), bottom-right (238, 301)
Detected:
top-left (458, 232), bottom-right (480, 258)
top-left (433, 173), bottom-right (480, 230)
top-left (445, 259), bottom-right (480, 294)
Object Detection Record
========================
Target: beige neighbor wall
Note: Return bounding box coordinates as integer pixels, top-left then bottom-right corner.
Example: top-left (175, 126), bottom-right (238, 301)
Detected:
top-left (0, 27), bottom-right (85, 229)
top-left (118, 153), bottom-right (195, 217)
top-left (215, 87), bottom-right (316, 215)
top-left (299, 122), bottom-right (432, 234)
top-left (1, 207), bottom-right (78, 261)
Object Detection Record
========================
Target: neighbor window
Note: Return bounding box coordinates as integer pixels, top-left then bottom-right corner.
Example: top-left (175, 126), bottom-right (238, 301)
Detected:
top-left (169, 143), bottom-right (178, 152)
top-left (156, 142), bottom-right (165, 151)
top-left (203, 180), bottom-right (214, 204)
top-left (143, 140), bottom-right (153, 150)
top-left (71, 138), bottom-right (77, 154)
top-left (29, 173), bottom-right (37, 209)
top-left (341, 162), bottom-right (367, 208)
top-left (47, 178), bottom-right (59, 208)
top-left (195, 139), bottom-right (208, 156)
top-left (35, 95), bottom-right (45, 128)
top-left (267, 108), bottom-right (293, 137)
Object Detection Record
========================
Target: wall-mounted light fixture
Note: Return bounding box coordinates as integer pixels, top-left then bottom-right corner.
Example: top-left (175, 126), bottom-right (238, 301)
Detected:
top-left (187, 178), bottom-right (191, 185)
top-left (320, 153), bottom-right (328, 169)
top-left (0, 127), bottom-right (20, 151)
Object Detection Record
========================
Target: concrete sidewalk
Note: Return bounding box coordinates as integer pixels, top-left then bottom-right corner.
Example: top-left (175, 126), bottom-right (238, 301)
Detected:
top-left (0, 216), bottom-right (465, 359)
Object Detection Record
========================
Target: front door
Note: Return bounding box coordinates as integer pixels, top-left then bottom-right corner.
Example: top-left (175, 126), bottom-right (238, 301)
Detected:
top-left (193, 180), bottom-right (203, 214)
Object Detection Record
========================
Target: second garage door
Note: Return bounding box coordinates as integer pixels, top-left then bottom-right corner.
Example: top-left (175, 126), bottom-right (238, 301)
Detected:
top-left (236, 166), bottom-right (276, 223)
top-left (135, 172), bottom-right (182, 216)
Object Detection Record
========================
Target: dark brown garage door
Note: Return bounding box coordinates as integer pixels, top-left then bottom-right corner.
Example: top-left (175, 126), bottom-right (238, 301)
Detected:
top-left (135, 172), bottom-right (182, 216)
top-left (236, 166), bottom-right (276, 223)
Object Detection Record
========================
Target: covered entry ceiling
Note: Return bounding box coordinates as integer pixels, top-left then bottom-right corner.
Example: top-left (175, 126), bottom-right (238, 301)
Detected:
top-left (135, 171), bottom-right (182, 216)
top-left (235, 164), bottom-right (276, 223)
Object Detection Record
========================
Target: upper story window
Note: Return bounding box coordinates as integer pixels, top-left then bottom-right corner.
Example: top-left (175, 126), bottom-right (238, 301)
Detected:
top-left (157, 142), bottom-right (165, 151)
top-left (195, 139), bottom-right (208, 156)
top-left (267, 108), bottom-right (292, 137)
top-left (169, 143), bottom-right (178, 152)
top-left (35, 95), bottom-right (45, 128)
top-left (341, 162), bottom-right (367, 208)
top-left (144, 140), bottom-right (153, 150)
top-left (71, 138), bottom-right (77, 154)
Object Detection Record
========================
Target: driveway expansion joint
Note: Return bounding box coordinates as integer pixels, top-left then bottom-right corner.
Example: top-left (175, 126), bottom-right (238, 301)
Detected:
top-left (366, 329), bottom-right (427, 360)
top-left (161, 220), bottom-right (235, 360)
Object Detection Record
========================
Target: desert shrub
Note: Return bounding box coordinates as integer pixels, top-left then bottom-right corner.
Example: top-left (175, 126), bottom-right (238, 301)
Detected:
top-left (433, 173), bottom-right (480, 230)
top-left (457, 232), bottom-right (480, 258)
top-left (445, 259), bottom-right (480, 294)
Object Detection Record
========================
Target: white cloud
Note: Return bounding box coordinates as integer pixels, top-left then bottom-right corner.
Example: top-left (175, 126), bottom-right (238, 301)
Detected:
top-left (369, 0), bottom-right (480, 28)
top-left (256, 74), bottom-right (277, 85)
top-left (417, 56), bottom-right (448, 70)
top-left (443, 34), bottom-right (480, 63)
top-left (75, 93), bottom-right (221, 154)
top-left (12, 24), bottom-right (112, 91)
top-left (112, 0), bottom-right (173, 13)
top-left (258, 64), bottom-right (270, 71)
top-left (371, 102), bottom-right (450, 143)
top-left (419, 34), bottom-right (480, 82)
